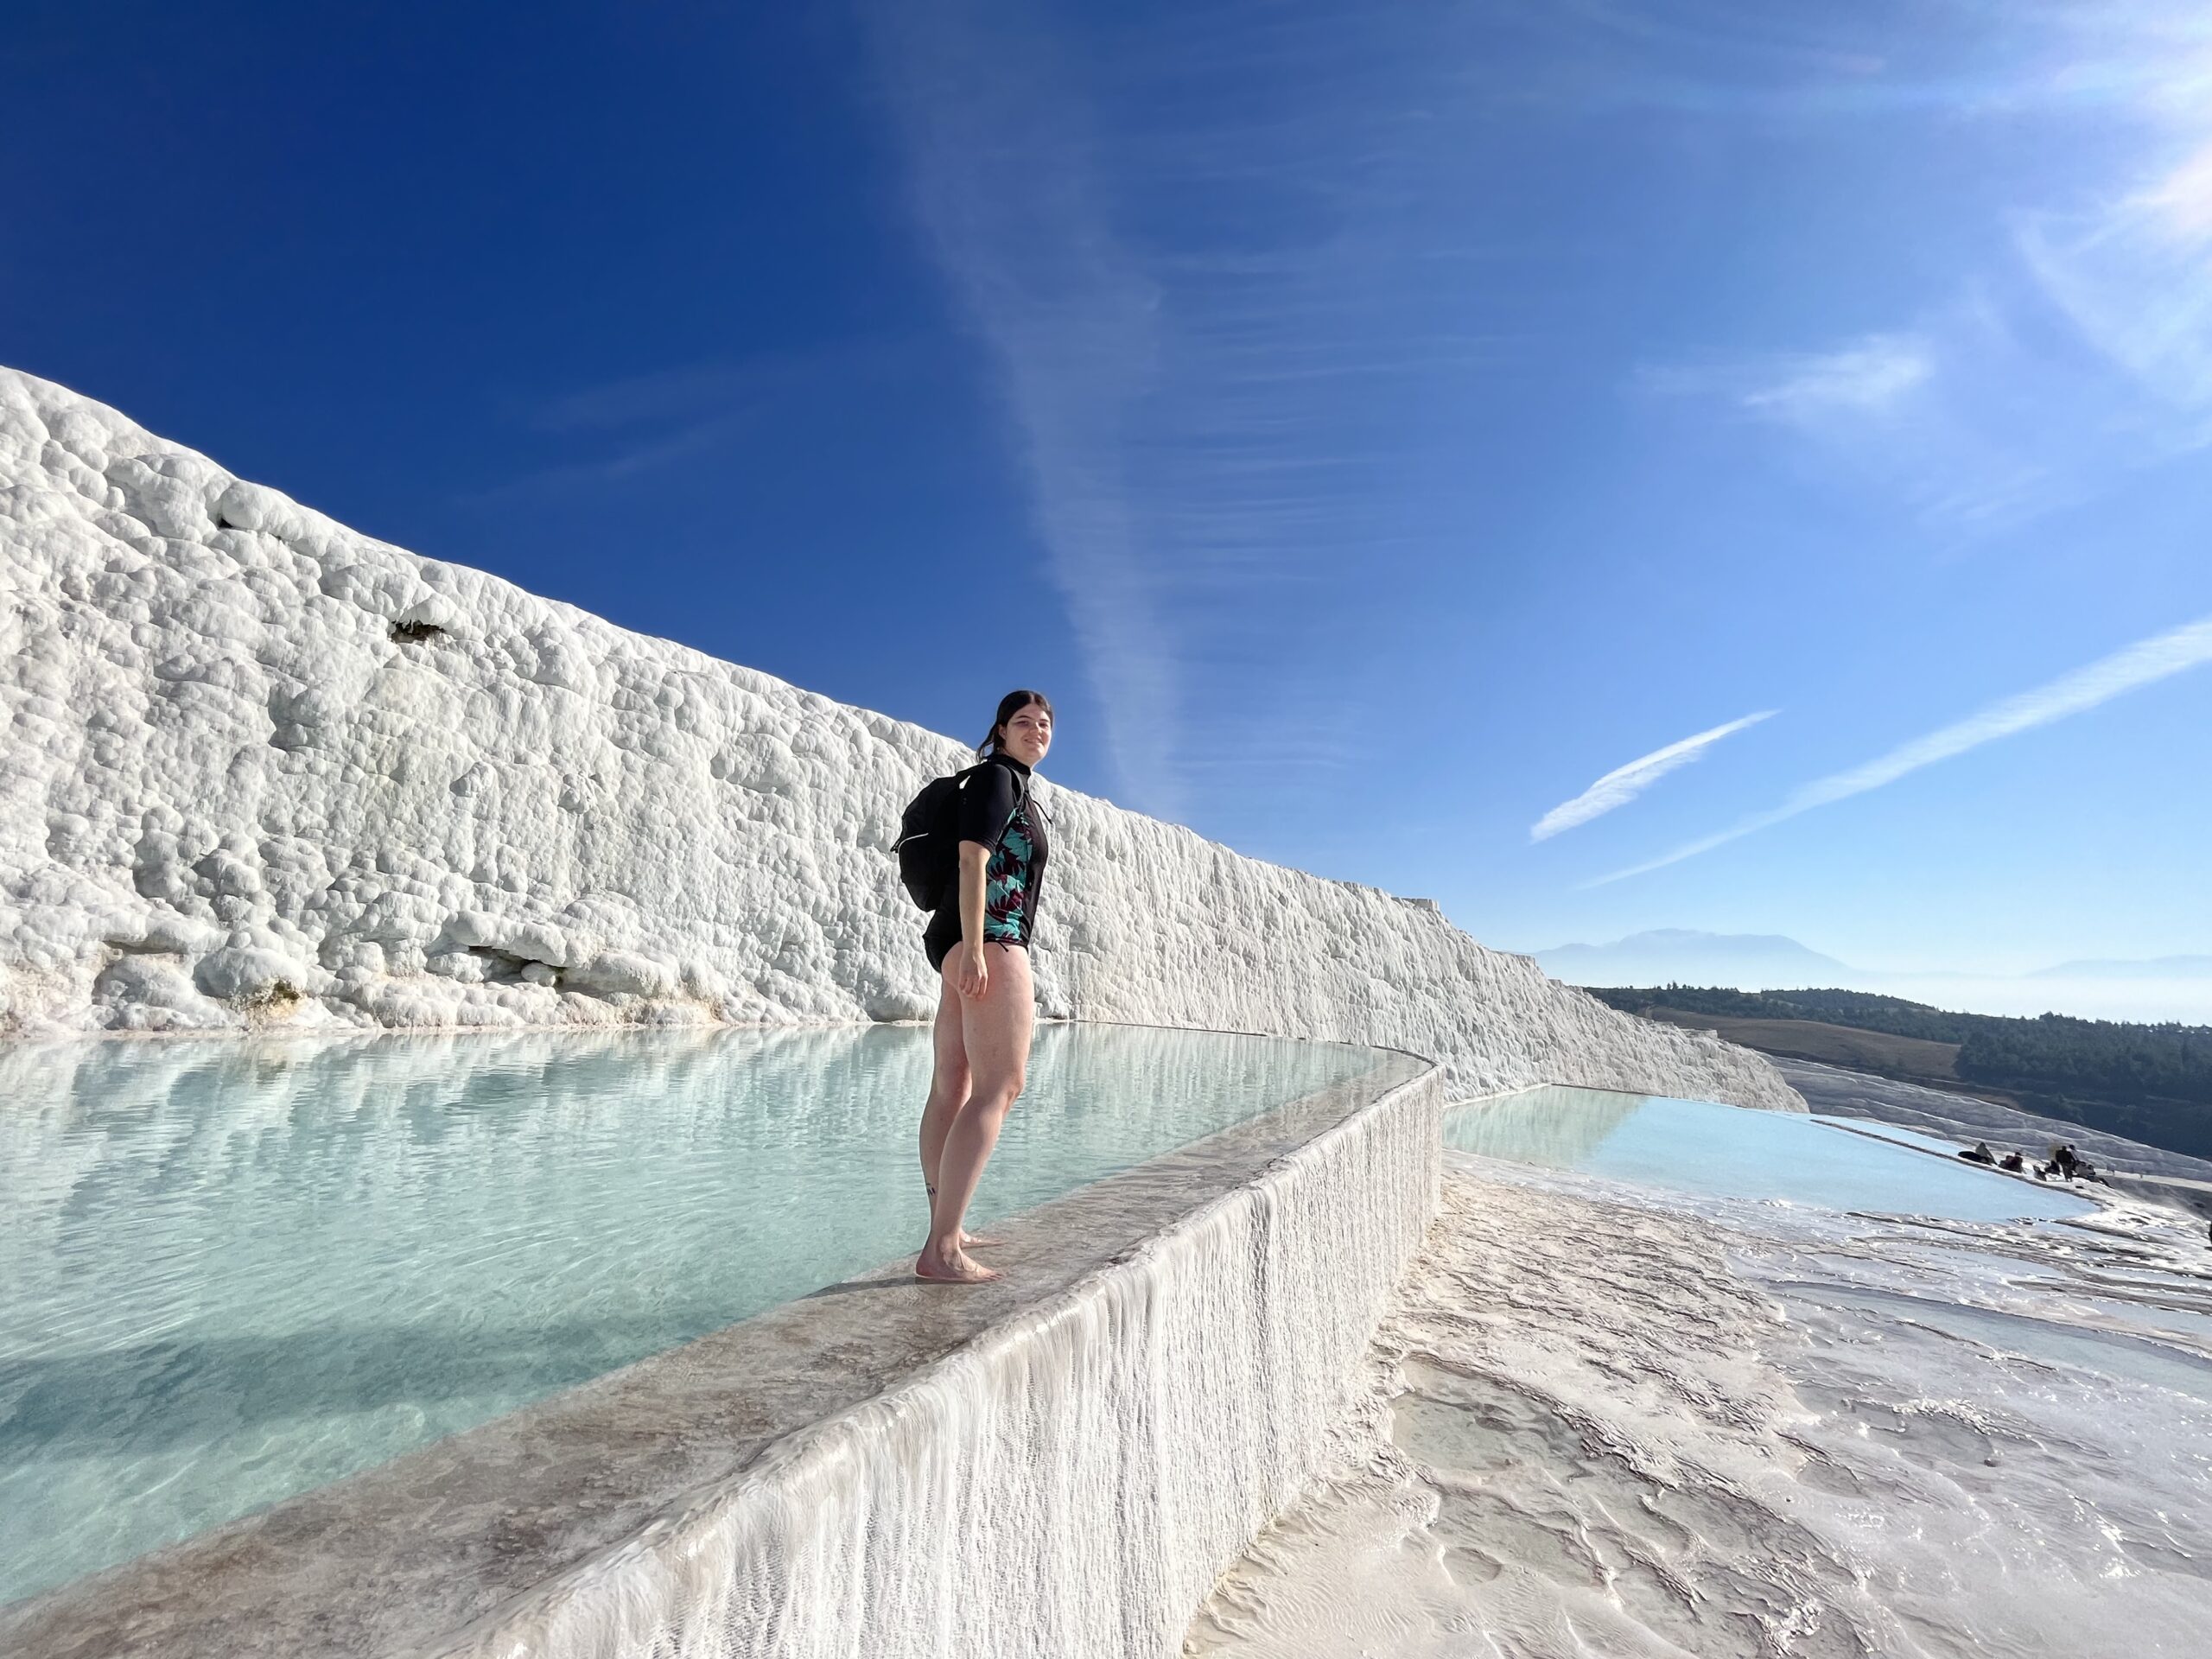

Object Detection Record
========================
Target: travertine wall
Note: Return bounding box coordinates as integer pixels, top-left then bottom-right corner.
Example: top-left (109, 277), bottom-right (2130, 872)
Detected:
top-left (435, 1066), bottom-right (1447, 1659)
top-left (0, 368), bottom-right (1798, 1109)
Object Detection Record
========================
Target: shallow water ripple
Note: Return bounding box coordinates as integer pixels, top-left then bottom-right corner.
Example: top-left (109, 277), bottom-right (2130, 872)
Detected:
top-left (1186, 1158), bottom-right (2212, 1658)
top-left (0, 1023), bottom-right (1376, 1605)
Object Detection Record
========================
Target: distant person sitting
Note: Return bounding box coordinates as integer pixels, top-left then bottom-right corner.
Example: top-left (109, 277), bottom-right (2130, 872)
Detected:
top-left (1959, 1141), bottom-right (1996, 1165)
top-left (1999, 1151), bottom-right (2024, 1173)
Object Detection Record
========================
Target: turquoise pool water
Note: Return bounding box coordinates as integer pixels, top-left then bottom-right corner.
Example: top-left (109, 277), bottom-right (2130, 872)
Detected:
top-left (1810, 1115), bottom-right (1988, 1156)
top-left (0, 1023), bottom-right (1376, 1604)
top-left (1446, 1085), bottom-right (2098, 1224)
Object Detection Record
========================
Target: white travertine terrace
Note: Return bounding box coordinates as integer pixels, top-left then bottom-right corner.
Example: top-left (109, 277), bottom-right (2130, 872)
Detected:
top-left (0, 367), bottom-right (1798, 1110)
top-left (435, 1066), bottom-right (1446, 1659)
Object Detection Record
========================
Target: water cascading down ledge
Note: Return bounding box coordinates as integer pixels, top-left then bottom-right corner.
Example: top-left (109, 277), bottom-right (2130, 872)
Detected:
top-left (446, 1054), bottom-right (1442, 1659)
top-left (1, 1049), bottom-right (1442, 1659)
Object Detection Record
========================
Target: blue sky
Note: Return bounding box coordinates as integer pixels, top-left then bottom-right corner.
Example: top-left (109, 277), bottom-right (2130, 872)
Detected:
top-left (7, 0), bottom-right (2209, 981)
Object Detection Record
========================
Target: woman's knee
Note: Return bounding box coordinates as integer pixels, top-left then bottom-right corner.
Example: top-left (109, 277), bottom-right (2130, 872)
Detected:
top-left (971, 1066), bottom-right (1025, 1108)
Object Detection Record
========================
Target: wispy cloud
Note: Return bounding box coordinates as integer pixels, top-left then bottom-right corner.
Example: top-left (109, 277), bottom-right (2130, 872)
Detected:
top-left (867, 0), bottom-right (1514, 818)
top-left (525, 339), bottom-right (916, 433)
top-left (1514, 0), bottom-right (2203, 125)
top-left (470, 340), bottom-right (916, 507)
top-left (465, 359), bottom-right (777, 505)
top-left (1739, 334), bottom-right (1931, 422)
top-left (461, 414), bottom-right (750, 505)
top-left (869, 1), bottom-right (1181, 810)
top-left (530, 364), bottom-right (763, 435)
top-left (1632, 3), bottom-right (2212, 532)
top-left (1530, 710), bottom-right (1774, 842)
top-left (2017, 136), bottom-right (2212, 450)
top-left (1640, 334), bottom-right (1931, 423)
top-left (1590, 611), bottom-right (2212, 885)
top-left (1639, 323), bottom-right (2062, 531)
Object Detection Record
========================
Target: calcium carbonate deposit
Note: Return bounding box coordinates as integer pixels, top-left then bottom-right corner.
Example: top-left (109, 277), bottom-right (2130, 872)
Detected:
top-left (0, 367), bottom-right (1795, 1110)
top-left (1189, 1159), bottom-right (2212, 1658)
top-left (435, 1071), bottom-right (1442, 1659)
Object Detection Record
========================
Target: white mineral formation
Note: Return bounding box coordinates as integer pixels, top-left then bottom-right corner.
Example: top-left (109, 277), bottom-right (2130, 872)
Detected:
top-left (0, 368), bottom-right (1796, 1109)
top-left (1188, 1158), bottom-right (2212, 1658)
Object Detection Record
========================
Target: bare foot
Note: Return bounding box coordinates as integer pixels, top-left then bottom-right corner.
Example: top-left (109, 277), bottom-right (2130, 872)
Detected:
top-left (915, 1243), bottom-right (1001, 1284)
top-left (925, 1188), bottom-right (1001, 1251)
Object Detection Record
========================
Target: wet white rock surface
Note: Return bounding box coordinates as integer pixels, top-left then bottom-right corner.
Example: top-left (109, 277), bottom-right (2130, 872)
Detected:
top-left (1782, 1057), bottom-right (2212, 1183)
top-left (0, 1052), bottom-right (1442, 1659)
top-left (0, 367), bottom-right (1795, 1109)
top-left (1187, 1159), bottom-right (2212, 1658)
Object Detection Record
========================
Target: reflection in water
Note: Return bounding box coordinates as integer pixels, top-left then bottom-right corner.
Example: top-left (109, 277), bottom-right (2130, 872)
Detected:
top-left (1445, 1086), bottom-right (2094, 1224)
top-left (1443, 1084), bottom-right (1643, 1167)
top-left (0, 1023), bottom-right (1375, 1604)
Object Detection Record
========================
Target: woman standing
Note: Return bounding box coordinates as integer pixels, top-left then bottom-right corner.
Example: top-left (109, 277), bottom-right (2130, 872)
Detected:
top-left (916, 690), bottom-right (1053, 1283)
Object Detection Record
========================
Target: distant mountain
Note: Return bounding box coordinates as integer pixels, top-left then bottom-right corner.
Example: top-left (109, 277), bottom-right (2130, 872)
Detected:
top-left (2032, 956), bottom-right (2212, 980)
top-left (1536, 930), bottom-right (1853, 990)
top-left (1531, 931), bottom-right (2212, 1020)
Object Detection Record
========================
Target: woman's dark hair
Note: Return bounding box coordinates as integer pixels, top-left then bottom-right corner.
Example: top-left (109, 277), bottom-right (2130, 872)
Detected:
top-left (979, 689), bottom-right (1053, 756)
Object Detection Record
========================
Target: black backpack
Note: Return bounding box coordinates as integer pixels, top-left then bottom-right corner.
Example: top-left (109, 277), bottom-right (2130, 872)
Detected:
top-left (894, 761), bottom-right (1028, 910)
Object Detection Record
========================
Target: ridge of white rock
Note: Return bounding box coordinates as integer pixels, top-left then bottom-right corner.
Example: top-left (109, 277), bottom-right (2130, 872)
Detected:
top-left (439, 1067), bottom-right (1445, 1659)
top-left (0, 368), bottom-right (1798, 1110)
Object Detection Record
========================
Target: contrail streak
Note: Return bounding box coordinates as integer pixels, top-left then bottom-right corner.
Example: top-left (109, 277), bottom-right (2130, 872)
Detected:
top-left (1589, 612), bottom-right (2212, 886)
top-left (1530, 711), bottom-right (1775, 842)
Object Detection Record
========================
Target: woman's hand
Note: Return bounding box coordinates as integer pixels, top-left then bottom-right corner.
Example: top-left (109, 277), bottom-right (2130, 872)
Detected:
top-left (957, 940), bottom-right (990, 1000)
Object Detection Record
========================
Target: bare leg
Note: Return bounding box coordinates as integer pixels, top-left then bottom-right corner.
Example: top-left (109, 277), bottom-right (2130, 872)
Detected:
top-left (918, 969), bottom-right (1001, 1251)
top-left (918, 944), bottom-right (1033, 1282)
top-left (918, 969), bottom-right (969, 1200)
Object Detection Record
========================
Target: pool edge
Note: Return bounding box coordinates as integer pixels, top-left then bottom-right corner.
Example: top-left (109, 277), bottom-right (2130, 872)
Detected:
top-left (2, 1048), bottom-right (1442, 1659)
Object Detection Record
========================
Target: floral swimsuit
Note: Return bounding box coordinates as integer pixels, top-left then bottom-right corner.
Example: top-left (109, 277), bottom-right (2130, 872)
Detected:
top-left (923, 753), bottom-right (1051, 972)
top-left (982, 799), bottom-right (1040, 947)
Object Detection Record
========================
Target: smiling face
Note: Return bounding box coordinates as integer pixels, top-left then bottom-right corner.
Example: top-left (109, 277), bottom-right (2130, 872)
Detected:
top-left (997, 700), bottom-right (1053, 766)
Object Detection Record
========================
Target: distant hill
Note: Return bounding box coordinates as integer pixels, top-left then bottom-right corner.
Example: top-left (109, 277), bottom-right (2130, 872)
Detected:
top-left (1537, 930), bottom-right (1853, 989)
top-left (2033, 955), bottom-right (2212, 980)
top-left (1590, 983), bottom-right (2212, 1161)
top-left (1532, 931), bottom-right (2211, 1023)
